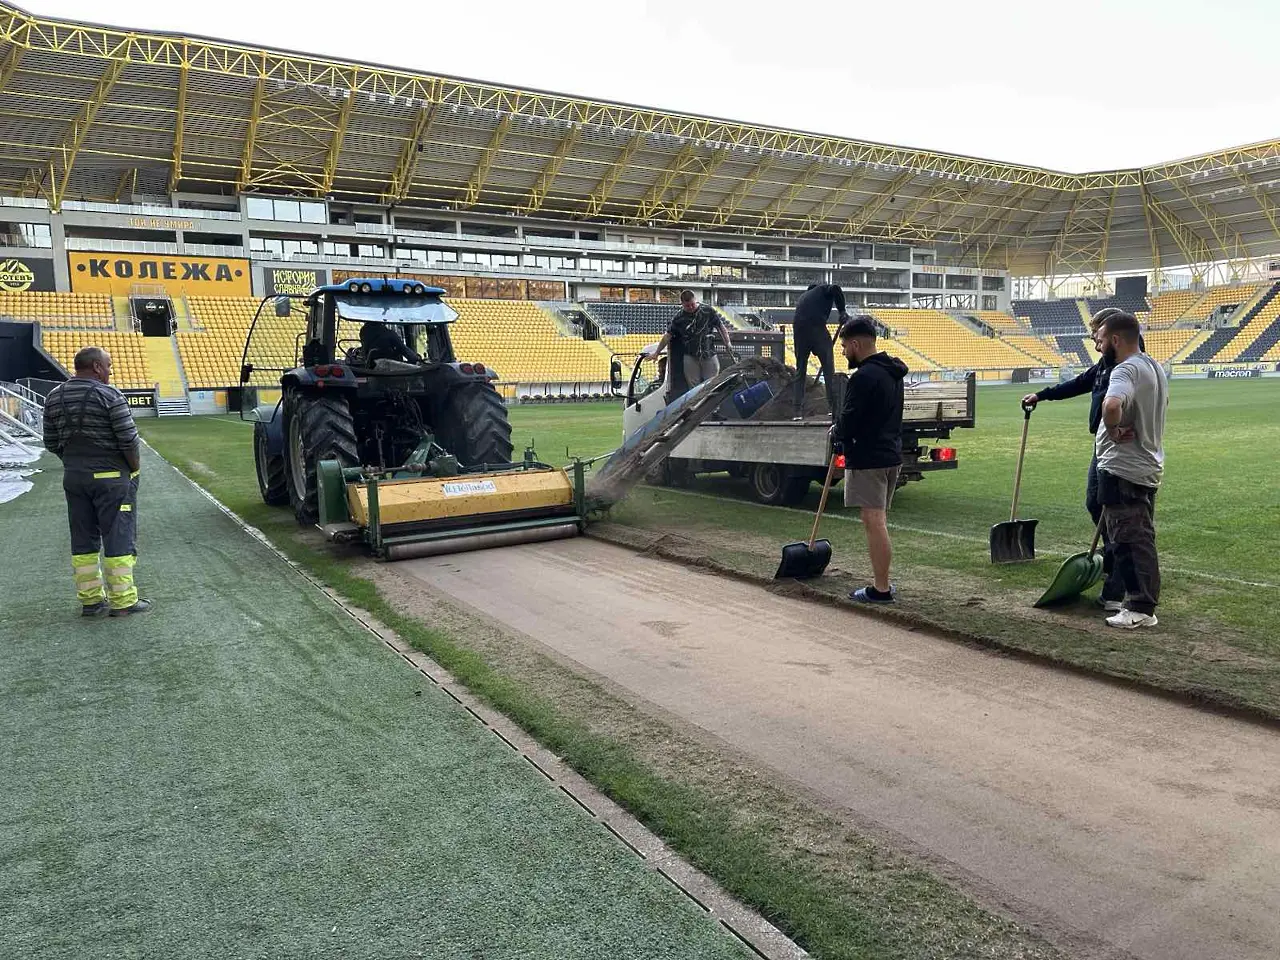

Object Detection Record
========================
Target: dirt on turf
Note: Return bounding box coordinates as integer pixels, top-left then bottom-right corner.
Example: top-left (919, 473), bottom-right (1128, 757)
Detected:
top-left (383, 535), bottom-right (1280, 960)
top-left (360, 553), bottom-right (1072, 960)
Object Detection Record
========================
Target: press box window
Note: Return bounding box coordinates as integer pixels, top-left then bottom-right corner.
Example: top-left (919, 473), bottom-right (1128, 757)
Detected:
top-left (247, 196), bottom-right (327, 223)
top-left (0, 222), bottom-right (52, 248)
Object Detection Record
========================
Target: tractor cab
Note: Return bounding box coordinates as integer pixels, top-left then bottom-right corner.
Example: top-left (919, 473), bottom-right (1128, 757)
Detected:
top-left (241, 278), bottom-right (515, 529)
top-left (302, 278), bottom-right (461, 374)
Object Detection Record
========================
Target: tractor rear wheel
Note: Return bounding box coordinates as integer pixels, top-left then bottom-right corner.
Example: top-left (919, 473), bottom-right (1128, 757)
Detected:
top-left (254, 420), bottom-right (288, 506)
top-left (283, 392), bottom-right (359, 525)
top-left (435, 381), bottom-right (513, 469)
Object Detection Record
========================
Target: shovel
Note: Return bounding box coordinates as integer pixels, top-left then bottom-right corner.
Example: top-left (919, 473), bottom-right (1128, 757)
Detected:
top-left (1034, 517), bottom-right (1106, 608)
top-left (774, 453), bottom-right (840, 579)
top-left (989, 401), bottom-right (1039, 563)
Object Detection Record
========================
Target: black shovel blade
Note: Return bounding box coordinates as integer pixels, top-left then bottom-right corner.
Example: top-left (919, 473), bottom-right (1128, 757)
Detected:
top-left (989, 519), bottom-right (1039, 564)
top-left (775, 538), bottom-right (833, 579)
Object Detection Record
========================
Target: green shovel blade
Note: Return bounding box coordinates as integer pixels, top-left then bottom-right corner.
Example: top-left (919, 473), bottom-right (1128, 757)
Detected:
top-left (1034, 551), bottom-right (1105, 608)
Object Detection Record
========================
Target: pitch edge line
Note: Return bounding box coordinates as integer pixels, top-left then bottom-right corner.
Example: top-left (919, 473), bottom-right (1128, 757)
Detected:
top-left (141, 440), bottom-right (810, 960)
top-left (647, 487), bottom-right (1280, 591)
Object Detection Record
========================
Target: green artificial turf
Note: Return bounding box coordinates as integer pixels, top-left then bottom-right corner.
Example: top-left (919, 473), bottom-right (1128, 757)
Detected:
top-left (0, 448), bottom-right (750, 960)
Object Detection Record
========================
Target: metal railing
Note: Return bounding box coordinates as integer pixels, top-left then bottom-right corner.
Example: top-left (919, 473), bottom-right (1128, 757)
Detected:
top-left (64, 237), bottom-right (246, 257)
top-left (0, 196), bottom-right (50, 210)
top-left (0, 381), bottom-right (45, 445)
top-left (63, 200), bottom-right (241, 221)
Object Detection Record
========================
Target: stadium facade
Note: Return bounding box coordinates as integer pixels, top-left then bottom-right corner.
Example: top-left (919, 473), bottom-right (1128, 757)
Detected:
top-left (2, 0), bottom-right (1280, 414)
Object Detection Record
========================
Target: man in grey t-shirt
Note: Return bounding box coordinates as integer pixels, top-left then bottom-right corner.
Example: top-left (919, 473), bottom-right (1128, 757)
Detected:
top-left (1094, 312), bottom-right (1168, 629)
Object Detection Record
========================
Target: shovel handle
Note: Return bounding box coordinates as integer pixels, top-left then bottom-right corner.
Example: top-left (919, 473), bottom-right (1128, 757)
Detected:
top-left (1088, 513), bottom-right (1106, 557)
top-left (1009, 406), bottom-right (1032, 522)
top-left (808, 455), bottom-right (840, 549)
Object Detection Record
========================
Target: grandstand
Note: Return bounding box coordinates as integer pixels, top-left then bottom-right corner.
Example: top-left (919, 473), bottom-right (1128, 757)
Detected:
top-left (447, 300), bottom-right (612, 395)
top-left (0, 3), bottom-right (1277, 407)
top-left (0, 292), bottom-right (115, 329)
top-left (40, 331), bottom-right (152, 389)
top-left (870, 310), bottom-right (1039, 371)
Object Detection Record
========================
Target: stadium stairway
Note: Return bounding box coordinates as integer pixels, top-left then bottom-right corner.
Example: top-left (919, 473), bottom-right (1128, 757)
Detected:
top-left (170, 297), bottom-right (196, 332)
top-left (1170, 329), bottom-right (1213, 363)
top-left (111, 296), bottom-right (133, 331)
top-left (1225, 282), bottom-right (1280, 361)
top-left (142, 337), bottom-right (191, 415)
top-left (1186, 326), bottom-right (1242, 363)
top-left (1183, 281), bottom-right (1280, 363)
top-left (1055, 336), bottom-right (1092, 366)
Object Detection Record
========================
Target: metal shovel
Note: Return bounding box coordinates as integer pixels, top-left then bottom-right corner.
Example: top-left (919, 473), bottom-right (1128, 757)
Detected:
top-left (1034, 517), bottom-right (1106, 607)
top-left (774, 453), bottom-right (840, 579)
top-left (989, 401), bottom-right (1039, 563)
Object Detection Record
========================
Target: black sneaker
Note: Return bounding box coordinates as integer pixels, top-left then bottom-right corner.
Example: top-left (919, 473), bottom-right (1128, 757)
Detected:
top-left (850, 585), bottom-right (896, 604)
top-left (109, 599), bottom-right (153, 617)
top-left (81, 601), bottom-right (109, 618)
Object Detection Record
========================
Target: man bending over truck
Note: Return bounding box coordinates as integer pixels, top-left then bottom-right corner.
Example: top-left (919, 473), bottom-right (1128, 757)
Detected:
top-left (791, 283), bottom-right (848, 420)
top-left (836, 316), bottom-right (908, 604)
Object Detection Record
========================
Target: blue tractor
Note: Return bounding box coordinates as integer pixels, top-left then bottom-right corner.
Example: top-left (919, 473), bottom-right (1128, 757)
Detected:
top-left (241, 278), bottom-right (513, 526)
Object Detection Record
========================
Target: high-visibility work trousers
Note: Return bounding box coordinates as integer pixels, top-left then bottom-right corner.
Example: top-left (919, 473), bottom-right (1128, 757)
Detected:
top-left (64, 468), bottom-right (139, 610)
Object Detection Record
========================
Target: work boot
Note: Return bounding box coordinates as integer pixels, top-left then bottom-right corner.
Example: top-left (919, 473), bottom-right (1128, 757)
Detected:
top-left (109, 599), bottom-right (153, 617)
top-left (81, 600), bottom-right (109, 618)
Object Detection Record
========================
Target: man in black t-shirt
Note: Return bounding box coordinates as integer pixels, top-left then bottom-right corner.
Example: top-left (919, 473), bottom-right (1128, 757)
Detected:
top-left (645, 290), bottom-right (733, 402)
top-left (790, 283), bottom-right (848, 419)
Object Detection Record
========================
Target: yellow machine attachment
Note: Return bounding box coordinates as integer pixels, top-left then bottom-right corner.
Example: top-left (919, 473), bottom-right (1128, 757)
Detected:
top-left (317, 454), bottom-right (587, 560)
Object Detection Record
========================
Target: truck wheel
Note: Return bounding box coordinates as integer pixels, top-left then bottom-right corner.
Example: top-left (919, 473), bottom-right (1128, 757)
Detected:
top-left (749, 463), bottom-right (810, 505)
top-left (284, 393), bottom-right (358, 525)
top-left (435, 381), bottom-right (514, 468)
top-left (254, 420), bottom-right (288, 506)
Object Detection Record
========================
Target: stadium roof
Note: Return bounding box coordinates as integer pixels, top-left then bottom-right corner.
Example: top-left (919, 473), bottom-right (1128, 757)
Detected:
top-left (1, 0), bottom-right (1279, 281)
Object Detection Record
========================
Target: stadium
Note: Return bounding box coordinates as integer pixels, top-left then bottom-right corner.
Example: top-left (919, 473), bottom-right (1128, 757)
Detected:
top-left (2, 2), bottom-right (1280, 960)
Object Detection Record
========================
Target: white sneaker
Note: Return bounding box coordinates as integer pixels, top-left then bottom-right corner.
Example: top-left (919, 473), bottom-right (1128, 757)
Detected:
top-left (1106, 609), bottom-right (1158, 630)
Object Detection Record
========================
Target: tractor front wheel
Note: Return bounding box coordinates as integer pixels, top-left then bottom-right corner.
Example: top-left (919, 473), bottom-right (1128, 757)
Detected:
top-left (283, 392), bottom-right (359, 525)
top-left (435, 381), bottom-right (513, 469)
top-left (254, 420), bottom-right (288, 506)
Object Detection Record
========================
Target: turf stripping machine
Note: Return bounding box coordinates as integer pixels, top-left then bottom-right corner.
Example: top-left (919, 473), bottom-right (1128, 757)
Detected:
top-left (240, 277), bottom-right (757, 559)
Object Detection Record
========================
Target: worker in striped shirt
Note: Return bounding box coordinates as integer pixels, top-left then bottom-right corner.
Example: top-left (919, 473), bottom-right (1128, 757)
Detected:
top-left (42, 346), bottom-right (151, 617)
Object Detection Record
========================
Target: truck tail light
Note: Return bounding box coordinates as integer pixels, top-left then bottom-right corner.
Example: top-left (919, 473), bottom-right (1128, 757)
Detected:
top-left (931, 447), bottom-right (956, 461)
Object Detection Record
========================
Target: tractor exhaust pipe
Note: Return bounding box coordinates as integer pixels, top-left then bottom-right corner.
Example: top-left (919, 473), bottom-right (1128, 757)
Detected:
top-left (383, 521), bottom-right (581, 561)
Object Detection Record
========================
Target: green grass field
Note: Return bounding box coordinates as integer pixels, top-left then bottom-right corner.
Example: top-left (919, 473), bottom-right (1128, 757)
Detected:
top-left (124, 378), bottom-right (1280, 959)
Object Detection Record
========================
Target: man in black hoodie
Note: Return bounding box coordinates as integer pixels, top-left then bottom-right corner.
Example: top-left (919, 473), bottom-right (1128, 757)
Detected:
top-left (1021, 306), bottom-right (1136, 609)
top-left (835, 316), bottom-right (909, 604)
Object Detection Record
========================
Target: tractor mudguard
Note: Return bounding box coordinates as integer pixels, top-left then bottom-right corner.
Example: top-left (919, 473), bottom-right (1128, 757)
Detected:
top-left (248, 400), bottom-right (285, 457)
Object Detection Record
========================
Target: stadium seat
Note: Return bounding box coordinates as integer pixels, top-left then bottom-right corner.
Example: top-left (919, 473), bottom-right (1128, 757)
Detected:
top-left (869, 309), bottom-right (1039, 370)
top-left (41, 330), bottom-right (153, 390)
top-left (0, 292), bottom-right (116, 329)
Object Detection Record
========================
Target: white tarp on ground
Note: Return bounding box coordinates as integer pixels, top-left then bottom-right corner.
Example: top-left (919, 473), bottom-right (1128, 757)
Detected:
top-left (0, 442), bottom-right (41, 504)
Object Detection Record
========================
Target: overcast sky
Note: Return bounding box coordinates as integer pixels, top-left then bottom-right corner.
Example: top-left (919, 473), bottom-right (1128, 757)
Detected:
top-left (34, 0), bottom-right (1280, 172)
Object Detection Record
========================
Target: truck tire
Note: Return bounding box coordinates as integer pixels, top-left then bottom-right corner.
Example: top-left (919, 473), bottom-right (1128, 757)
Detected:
top-left (254, 420), bottom-right (288, 506)
top-left (284, 392), bottom-right (358, 525)
top-left (436, 381), bottom-right (513, 468)
top-left (748, 462), bottom-right (810, 506)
